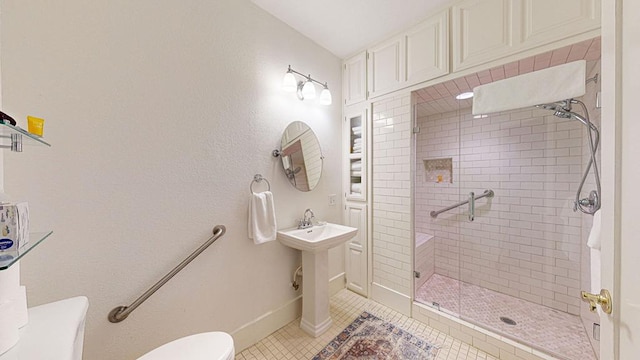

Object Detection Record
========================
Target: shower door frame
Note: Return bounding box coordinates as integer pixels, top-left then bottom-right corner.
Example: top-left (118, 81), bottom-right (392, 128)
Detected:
top-left (599, 0), bottom-right (639, 358)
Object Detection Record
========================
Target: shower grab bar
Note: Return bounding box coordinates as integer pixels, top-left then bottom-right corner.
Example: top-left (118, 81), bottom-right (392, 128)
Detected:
top-left (108, 225), bottom-right (226, 323)
top-left (468, 192), bottom-right (475, 222)
top-left (430, 190), bottom-right (494, 220)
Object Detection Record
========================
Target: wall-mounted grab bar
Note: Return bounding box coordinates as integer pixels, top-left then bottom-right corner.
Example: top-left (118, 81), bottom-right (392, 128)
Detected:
top-left (468, 192), bottom-right (475, 221)
top-left (108, 225), bottom-right (226, 323)
top-left (430, 190), bottom-right (494, 220)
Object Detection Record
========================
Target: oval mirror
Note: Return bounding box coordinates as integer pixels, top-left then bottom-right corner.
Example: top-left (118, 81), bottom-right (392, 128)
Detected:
top-left (278, 121), bottom-right (323, 192)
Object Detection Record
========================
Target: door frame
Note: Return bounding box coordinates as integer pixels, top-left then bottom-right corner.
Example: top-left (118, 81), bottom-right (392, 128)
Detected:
top-left (601, 0), bottom-right (640, 358)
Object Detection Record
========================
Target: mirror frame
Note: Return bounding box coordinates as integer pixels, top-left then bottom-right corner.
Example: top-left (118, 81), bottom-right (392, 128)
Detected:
top-left (275, 121), bottom-right (324, 192)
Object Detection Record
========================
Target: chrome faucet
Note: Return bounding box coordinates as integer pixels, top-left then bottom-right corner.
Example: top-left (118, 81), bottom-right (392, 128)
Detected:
top-left (298, 208), bottom-right (315, 229)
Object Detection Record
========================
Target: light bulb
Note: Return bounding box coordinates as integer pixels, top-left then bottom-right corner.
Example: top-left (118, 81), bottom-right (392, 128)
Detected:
top-left (455, 91), bottom-right (474, 100)
top-left (319, 87), bottom-right (332, 105)
top-left (302, 80), bottom-right (316, 99)
top-left (282, 72), bottom-right (297, 92)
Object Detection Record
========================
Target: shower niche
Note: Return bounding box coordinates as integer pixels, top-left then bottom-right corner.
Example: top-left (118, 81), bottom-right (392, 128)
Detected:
top-left (412, 38), bottom-right (602, 360)
top-left (422, 158), bottom-right (452, 184)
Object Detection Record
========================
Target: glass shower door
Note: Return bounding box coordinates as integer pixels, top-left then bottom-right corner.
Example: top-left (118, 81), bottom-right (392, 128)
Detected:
top-left (412, 95), bottom-right (462, 318)
top-left (412, 49), bottom-right (602, 360)
top-left (456, 91), bottom-right (600, 359)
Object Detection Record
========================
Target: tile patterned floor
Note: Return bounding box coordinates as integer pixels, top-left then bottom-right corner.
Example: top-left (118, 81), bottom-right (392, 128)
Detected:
top-left (236, 289), bottom-right (499, 360)
top-left (415, 274), bottom-right (597, 360)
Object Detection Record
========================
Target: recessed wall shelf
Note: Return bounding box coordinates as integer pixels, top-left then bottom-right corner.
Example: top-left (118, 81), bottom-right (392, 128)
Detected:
top-left (0, 231), bottom-right (54, 270)
top-left (423, 158), bottom-right (453, 183)
top-left (345, 108), bottom-right (367, 201)
top-left (0, 122), bottom-right (51, 152)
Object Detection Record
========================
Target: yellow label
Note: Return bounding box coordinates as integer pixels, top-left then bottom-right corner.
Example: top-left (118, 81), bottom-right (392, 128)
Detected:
top-left (27, 115), bottom-right (44, 136)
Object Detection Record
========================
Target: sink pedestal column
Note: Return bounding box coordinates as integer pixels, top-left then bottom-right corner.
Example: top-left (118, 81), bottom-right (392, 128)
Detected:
top-left (300, 250), bottom-right (332, 337)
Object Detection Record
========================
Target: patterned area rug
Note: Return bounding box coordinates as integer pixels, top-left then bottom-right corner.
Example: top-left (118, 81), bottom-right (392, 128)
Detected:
top-left (313, 312), bottom-right (439, 359)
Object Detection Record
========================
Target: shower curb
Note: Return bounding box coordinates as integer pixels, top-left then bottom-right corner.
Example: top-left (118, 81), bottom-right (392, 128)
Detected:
top-left (411, 301), bottom-right (560, 360)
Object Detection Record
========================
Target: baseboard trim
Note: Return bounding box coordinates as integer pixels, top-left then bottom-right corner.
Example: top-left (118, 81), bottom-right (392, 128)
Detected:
top-left (370, 282), bottom-right (411, 316)
top-left (231, 273), bottom-right (346, 353)
top-left (329, 272), bottom-right (346, 296)
top-left (231, 295), bottom-right (302, 353)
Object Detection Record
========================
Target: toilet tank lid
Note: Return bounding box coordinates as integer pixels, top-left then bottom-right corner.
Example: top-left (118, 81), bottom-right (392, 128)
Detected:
top-left (138, 332), bottom-right (234, 360)
top-left (0, 296), bottom-right (89, 360)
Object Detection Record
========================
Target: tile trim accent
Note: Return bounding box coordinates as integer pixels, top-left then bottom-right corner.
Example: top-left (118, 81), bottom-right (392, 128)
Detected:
top-left (412, 301), bottom-right (557, 360)
top-left (371, 282), bottom-right (412, 316)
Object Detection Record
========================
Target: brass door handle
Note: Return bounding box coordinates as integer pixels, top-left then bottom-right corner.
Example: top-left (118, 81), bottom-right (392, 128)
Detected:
top-left (581, 289), bottom-right (612, 314)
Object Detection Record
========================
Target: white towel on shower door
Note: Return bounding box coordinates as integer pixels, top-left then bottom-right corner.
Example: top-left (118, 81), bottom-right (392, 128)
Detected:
top-left (587, 210), bottom-right (602, 292)
top-left (587, 210), bottom-right (601, 250)
top-left (248, 191), bottom-right (277, 244)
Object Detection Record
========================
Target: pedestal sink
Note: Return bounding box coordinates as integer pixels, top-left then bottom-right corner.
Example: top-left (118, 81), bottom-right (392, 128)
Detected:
top-left (277, 223), bottom-right (357, 337)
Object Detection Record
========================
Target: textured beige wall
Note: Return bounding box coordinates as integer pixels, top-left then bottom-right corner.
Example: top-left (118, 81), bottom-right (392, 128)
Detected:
top-left (1, 1), bottom-right (342, 358)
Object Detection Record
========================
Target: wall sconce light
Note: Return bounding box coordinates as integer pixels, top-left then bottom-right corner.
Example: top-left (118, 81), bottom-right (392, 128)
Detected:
top-left (282, 65), bottom-right (332, 105)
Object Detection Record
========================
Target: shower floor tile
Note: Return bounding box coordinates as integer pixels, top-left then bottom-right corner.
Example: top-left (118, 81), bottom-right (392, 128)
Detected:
top-left (416, 274), bottom-right (597, 360)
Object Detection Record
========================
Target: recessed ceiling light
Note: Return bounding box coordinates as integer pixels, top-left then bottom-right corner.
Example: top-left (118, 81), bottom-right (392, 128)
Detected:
top-left (473, 114), bottom-right (488, 119)
top-left (456, 92), bottom-right (474, 100)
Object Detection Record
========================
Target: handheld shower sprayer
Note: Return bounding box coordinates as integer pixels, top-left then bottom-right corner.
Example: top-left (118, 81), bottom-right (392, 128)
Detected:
top-left (536, 99), bottom-right (601, 214)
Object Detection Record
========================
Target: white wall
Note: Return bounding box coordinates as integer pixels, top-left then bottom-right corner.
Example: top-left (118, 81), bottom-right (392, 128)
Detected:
top-left (0, 1), bottom-right (342, 359)
top-left (371, 94), bottom-right (413, 311)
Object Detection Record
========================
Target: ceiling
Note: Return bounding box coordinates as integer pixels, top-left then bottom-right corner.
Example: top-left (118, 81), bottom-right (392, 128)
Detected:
top-left (251, 0), bottom-right (450, 59)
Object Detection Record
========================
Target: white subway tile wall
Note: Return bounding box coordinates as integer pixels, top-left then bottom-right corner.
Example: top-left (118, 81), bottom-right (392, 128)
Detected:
top-left (372, 94), bottom-right (413, 296)
top-left (370, 60), bottom-right (601, 356)
top-left (417, 106), bottom-right (582, 314)
top-left (414, 86), bottom-right (601, 315)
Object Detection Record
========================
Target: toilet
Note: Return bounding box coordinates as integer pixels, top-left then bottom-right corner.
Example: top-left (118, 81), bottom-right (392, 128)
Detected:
top-left (137, 332), bottom-right (234, 360)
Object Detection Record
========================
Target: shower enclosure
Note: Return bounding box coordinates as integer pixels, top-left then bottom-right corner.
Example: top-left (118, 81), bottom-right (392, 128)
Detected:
top-left (412, 40), bottom-right (601, 360)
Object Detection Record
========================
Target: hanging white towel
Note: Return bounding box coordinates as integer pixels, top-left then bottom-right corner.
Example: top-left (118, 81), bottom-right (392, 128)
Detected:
top-left (587, 210), bottom-right (601, 250)
top-left (248, 191), bottom-right (277, 245)
top-left (472, 60), bottom-right (586, 115)
top-left (587, 210), bottom-right (602, 292)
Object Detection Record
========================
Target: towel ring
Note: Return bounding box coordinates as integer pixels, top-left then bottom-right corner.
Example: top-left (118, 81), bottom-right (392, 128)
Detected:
top-left (250, 174), bottom-right (271, 194)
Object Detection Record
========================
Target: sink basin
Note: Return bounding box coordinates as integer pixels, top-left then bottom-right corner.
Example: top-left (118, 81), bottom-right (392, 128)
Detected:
top-left (277, 223), bottom-right (357, 253)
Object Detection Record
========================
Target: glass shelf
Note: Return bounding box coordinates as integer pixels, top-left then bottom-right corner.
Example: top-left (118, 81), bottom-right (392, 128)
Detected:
top-left (0, 231), bottom-right (53, 270)
top-left (0, 122), bottom-right (51, 150)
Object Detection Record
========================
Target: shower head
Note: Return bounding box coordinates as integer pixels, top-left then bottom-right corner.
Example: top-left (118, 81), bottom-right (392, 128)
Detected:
top-left (537, 100), bottom-right (597, 130)
top-left (536, 99), bottom-right (595, 123)
top-left (553, 110), bottom-right (573, 119)
top-left (535, 100), bottom-right (572, 113)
